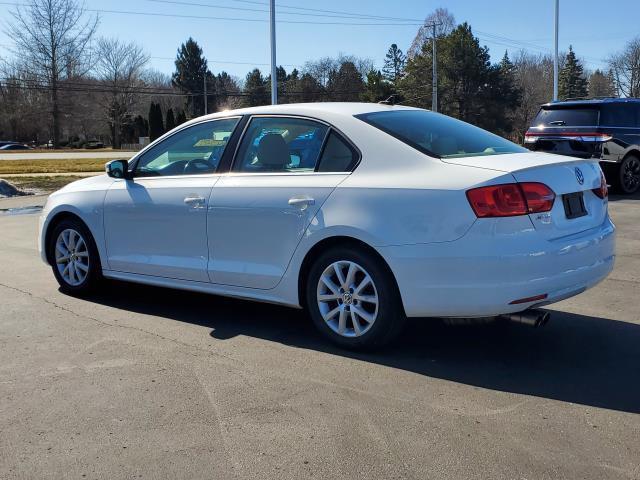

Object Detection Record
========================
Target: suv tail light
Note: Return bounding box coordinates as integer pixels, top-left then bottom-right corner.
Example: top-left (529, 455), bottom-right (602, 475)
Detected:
top-left (524, 132), bottom-right (612, 143)
top-left (466, 183), bottom-right (555, 218)
top-left (592, 170), bottom-right (608, 199)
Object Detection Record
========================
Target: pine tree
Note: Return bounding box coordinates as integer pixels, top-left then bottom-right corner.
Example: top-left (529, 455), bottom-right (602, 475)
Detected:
top-left (382, 44), bottom-right (406, 84)
top-left (558, 46), bottom-right (588, 100)
top-left (148, 102), bottom-right (165, 141)
top-left (361, 70), bottom-right (394, 103)
top-left (176, 110), bottom-right (187, 125)
top-left (482, 51), bottom-right (521, 135)
top-left (327, 61), bottom-right (364, 101)
top-left (133, 115), bottom-right (148, 138)
top-left (165, 108), bottom-right (176, 132)
top-left (243, 68), bottom-right (269, 107)
top-left (172, 38), bottom-right (215, 116)
top-left (215, 72), bottom-right (241, 108)
top-left (499, 50), bottom-right (516, 77)
top-left (398, 23), bottom-right (519, 135)
top-left (293, 73), bottom-right (324, 103)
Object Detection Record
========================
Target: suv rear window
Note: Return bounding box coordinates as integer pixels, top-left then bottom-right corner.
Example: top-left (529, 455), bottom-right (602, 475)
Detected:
top-left (531, 108), bottom-right (599, 127)
top-left (356, 110), bottom-right (527, 159)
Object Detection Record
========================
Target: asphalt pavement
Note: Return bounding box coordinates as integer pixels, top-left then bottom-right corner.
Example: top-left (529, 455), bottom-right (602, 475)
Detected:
top-left (0, 193), bottom-right (638, 479)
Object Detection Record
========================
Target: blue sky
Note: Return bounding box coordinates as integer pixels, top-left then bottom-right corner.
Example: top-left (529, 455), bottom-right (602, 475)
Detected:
top-left (0, 0), bottom-right (638, 80)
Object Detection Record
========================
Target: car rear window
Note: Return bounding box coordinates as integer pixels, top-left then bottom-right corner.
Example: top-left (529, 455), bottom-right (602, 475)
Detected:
top-left (356, 110), bottom-right (527, 159)
top-left (531, 107), bottom-right (599, 127)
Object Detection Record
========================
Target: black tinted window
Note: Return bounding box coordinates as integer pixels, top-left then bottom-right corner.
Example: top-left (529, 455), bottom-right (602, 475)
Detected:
top-left (317, 132), bottom-right (358, 172)
top-left (532, 108), bottom-right (599, 127)
top-left (357, 110), bottom-right (527, 159)
top-left (600, 104), bottom-right (640, 127)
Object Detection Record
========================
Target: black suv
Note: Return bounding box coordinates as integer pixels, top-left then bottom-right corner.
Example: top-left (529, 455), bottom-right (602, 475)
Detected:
top-left (525, 98), bottom-right (640, 194)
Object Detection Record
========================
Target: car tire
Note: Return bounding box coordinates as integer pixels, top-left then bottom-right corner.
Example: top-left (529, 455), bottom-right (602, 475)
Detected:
top-left (305, 246), bottom-right (406, 350)
top-left (612, 155), bottom-right (640, 195)
top-left (48, 218), bottom-right (102, 295)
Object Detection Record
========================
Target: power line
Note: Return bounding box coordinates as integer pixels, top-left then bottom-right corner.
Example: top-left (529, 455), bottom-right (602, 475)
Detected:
top-left (212, 0), bottom-right (424, 22)
top-left (140, 0), bottom-right (420, 22)
top-left (0, 2), bottom-right (423, 26)
top-left (0, 1), bottom-right (612, 67)
top-left (149, 56), bottom-right (301, 68)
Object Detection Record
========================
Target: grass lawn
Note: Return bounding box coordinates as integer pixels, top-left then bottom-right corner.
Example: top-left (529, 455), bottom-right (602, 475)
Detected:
top-left (0, 158), bottom-right (104, 174)
top-left (0, 148), bottom-right (121, 154)
top-left (5, 175), bottom-right (87, 193)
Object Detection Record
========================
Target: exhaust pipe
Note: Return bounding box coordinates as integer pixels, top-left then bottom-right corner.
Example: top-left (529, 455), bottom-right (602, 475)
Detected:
top-left (500, 309), bottom-right (550, 328)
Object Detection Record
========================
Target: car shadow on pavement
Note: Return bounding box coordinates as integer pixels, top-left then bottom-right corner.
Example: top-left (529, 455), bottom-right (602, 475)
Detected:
top-left (84, 280), bottom-right (640, 414)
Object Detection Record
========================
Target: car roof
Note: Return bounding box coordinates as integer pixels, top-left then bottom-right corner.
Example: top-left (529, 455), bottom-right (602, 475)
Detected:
top-left (540, 98), bottom-right (640, 108)
top-left (183, 102), bottom-right (421, 126)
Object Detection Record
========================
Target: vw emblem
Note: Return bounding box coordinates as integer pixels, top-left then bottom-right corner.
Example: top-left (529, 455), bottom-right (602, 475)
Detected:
top-left (575, 167), bottom-right (584, 185)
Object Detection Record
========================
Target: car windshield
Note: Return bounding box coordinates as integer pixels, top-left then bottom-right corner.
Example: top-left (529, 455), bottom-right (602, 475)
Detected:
top-left (356, 110), bottom-right (527, 159)
top-left (531, 107), bottom-right (599, 127)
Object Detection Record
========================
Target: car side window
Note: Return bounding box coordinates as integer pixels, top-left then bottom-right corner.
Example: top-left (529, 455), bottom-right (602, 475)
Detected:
top-left (134, 117), bottom-right (240, 177)
top-left (600, 104), bottom-right (639, 128)
top-left (234, 117), bottom-right (329, 173)
top-left (317, 131), bottom-right (358, 172)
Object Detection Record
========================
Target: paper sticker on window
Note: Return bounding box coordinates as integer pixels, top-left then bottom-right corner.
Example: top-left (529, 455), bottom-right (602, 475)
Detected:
top-left (194, 139), bottom-right (227, 147)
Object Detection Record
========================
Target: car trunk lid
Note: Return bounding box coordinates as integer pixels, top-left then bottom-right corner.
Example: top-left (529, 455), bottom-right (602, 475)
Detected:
top-left (444, 152), bottom-right (607, 240)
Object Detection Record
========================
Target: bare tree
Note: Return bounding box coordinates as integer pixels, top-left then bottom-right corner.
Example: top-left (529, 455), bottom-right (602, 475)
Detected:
top-left (512, 51), bottom-right (554, 142)
top-left (608, 36), bottom-right (640, 98)
top-left (408, 8), bottom-right (456, 59)
top-left (0, 59), bottom-right (49, 142)
top-left (6, 0), bottom-right (98, 147)
top-left (588, 69), bottom-right (617, 98)
top-left (303, 54), bottom-right (374, 89)
top-left (142, 69), bottom-right (184, 120)
top-left (94, 38), bottom-right (149, 149)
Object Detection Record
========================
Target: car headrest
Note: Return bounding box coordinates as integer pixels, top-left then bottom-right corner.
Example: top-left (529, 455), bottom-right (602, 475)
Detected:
top-left (257, 134), bottom-right (290, 168)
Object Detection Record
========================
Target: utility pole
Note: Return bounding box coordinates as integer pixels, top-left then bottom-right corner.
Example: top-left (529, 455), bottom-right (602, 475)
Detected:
top-left (431, 23), bottom-right (438, 112)
top-left (203, 74), bottom-right (208, 114)
top-left (269, 0), bottom-right (277, 105)
top-left (553, 0), bottom-right (559, 101)
top-left (427, 22), bottom-right (442, 112)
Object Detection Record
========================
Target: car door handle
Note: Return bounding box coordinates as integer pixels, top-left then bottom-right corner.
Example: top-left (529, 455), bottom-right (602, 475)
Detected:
top-left (184, 195), bottom-right (206, 207)
top-left (288, 197), bottom-right (315, 209)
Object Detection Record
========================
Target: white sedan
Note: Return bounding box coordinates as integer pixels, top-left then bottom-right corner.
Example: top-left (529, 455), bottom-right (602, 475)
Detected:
top-left (38, 103), bottom-right (615, 349)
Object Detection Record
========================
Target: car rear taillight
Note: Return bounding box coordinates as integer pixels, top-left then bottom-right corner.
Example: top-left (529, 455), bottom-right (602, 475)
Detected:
top-left (466, 183), bottom-right (555, 218)
top-left (520, 182), bottom-right (556, 213)
top-left (592, 170), bottom-right (608, 199)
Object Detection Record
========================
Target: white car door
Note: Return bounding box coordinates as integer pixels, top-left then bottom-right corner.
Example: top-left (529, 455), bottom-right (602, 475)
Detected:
top-left (103, 117), bottom-right (241, 282)
top-left (208, 116), bottom-right (359, 289)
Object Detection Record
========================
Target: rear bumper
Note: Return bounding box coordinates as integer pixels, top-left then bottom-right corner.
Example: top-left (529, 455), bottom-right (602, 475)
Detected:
top-left (379, 216), bottom-right (616, 318)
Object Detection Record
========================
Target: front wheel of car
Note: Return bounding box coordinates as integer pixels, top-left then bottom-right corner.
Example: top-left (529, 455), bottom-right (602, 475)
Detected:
top-left (613, 155), bottom-right (640, 195)
top-left (305, 247), bottom-right (406, 350)
top-left (48, 218), bottom-right (102, 295)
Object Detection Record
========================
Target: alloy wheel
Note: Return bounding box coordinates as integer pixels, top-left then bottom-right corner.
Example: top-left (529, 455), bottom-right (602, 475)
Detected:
top-left (316, 260), bottom-right (379, 338)
top-left (55, 228), bottom-right (90, 287)
top-left (622, 157), bottom-right (640, 193)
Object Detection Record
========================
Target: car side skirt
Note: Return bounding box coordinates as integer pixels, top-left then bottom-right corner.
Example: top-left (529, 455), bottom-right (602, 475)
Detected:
top-left (102, 270), bottom-right (304, 309)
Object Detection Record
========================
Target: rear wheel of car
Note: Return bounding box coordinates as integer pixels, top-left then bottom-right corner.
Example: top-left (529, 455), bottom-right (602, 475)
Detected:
top-left (305, 247), bottom-right (406, 350)
top-left (612, 155), bottom-right (640, 194)
top-left (48, 218), bottom-right (102, 295)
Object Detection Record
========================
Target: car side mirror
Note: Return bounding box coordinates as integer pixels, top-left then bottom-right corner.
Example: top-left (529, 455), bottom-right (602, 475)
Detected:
top-left (106, 159), bottom-right (129, 179)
